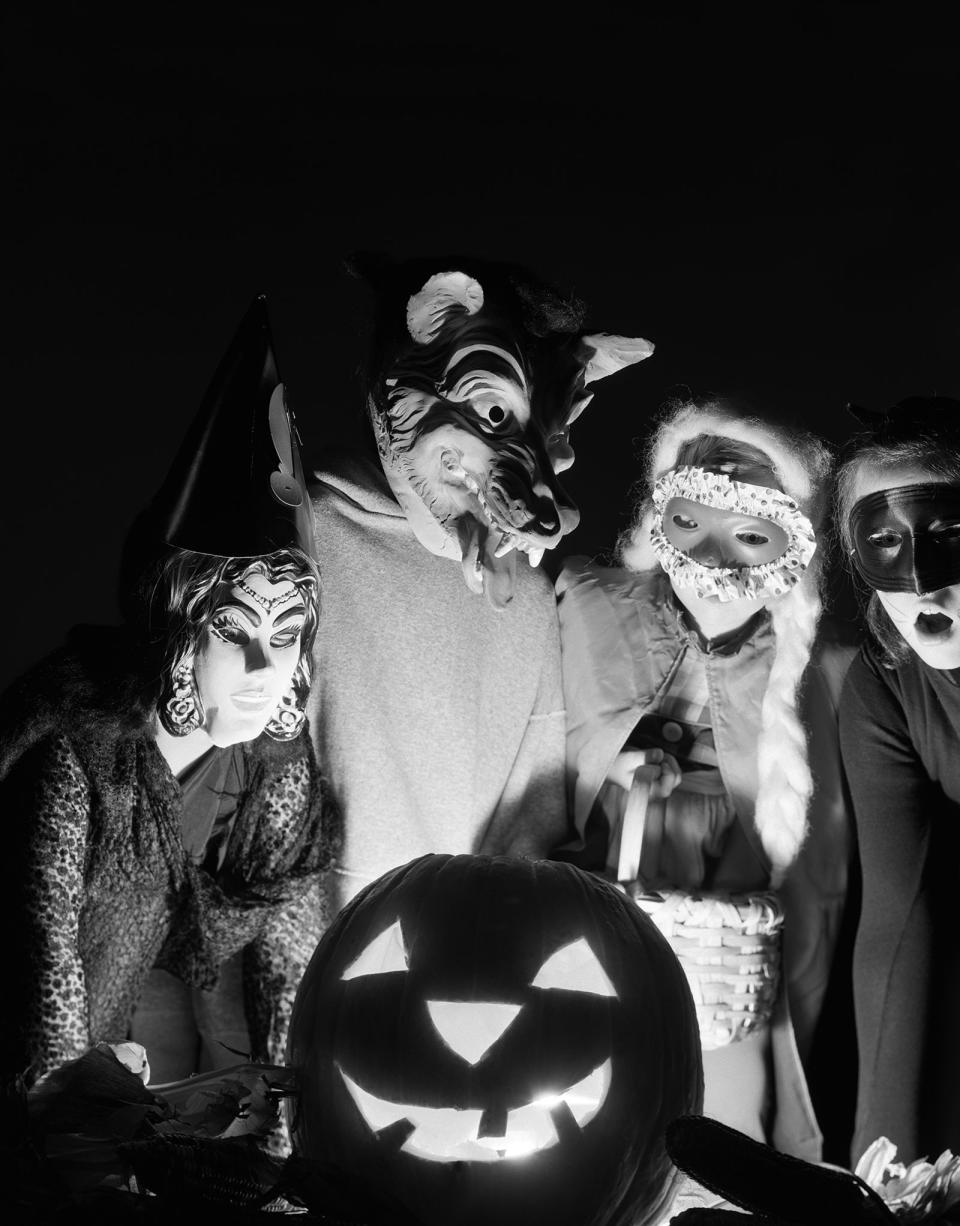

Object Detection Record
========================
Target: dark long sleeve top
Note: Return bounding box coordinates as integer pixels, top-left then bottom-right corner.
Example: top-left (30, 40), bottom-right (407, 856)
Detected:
top-left (839, 641), bottom-right (960, 1164)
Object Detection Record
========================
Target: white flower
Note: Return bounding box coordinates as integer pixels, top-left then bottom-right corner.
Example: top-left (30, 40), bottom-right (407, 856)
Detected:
top-left (107, 1040), bottom-right (151, 1084)
top-left (855, 1136), bottom-right (960, 1222)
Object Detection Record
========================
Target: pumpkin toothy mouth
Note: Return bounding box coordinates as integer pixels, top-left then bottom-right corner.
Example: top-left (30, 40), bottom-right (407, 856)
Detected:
top-left (339, 1058), bottom-right (611, 1162)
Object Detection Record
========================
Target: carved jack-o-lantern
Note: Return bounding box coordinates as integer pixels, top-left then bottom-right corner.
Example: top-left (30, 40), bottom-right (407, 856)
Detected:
top-left (288, 855), bottom-right (702, 1226)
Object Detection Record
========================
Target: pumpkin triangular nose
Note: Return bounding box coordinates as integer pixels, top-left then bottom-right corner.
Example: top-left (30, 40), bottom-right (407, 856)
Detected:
top-left (426, 1000), bottom-right (522, 1065)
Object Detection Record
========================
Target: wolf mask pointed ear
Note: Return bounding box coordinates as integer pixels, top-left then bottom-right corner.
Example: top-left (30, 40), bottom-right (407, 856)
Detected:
top-left (578, 333), bottom-right (655, 385)
top-left (406, 271), bottom-right (485, 345)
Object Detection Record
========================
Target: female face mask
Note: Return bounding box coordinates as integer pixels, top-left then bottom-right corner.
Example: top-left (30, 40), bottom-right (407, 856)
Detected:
top-left (650, 466), bottom-right (817, 602)
top-left (662, 497), bottom-right (791, 568)
top-left (192, 571), bottom-right (305, 746)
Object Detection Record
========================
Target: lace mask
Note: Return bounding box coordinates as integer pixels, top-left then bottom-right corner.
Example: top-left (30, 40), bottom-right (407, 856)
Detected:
top-left (649, 466), bottom-right (817, 601)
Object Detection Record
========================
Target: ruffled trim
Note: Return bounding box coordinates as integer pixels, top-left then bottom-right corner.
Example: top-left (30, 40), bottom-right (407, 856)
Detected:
top-left (649, 466), bottom-right (817, 602)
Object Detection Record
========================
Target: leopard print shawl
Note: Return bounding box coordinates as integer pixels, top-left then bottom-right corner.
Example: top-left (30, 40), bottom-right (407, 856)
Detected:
top-left (1, 632), bottom-right (341, 1084)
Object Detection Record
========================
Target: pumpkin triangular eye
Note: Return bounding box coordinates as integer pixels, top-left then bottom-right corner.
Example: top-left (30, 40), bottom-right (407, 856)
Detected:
top-left (531, 937), bottom-right (617, 998)
top-left (342, 919), bottom-right (409, 980)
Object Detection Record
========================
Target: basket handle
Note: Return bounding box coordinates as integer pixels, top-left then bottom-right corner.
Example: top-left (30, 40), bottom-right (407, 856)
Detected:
top-left (616, 772), bottom-right (653, 884)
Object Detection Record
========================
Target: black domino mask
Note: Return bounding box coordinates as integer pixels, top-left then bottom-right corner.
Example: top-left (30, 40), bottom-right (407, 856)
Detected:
top-left (849, 483), bottom-right (960, 595)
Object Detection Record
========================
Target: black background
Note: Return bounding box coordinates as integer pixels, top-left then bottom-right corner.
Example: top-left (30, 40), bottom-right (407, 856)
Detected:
top-left (3, 0), bottom-right (959, 691)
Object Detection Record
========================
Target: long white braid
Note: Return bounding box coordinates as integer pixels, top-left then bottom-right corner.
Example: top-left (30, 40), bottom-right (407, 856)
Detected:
top-left (755, 564), bottom-right (822, 885)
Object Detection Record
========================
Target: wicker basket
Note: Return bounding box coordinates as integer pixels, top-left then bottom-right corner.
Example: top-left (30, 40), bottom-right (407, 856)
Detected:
top-left (610, 771), bottom-right (784, 1049)
top-left (623, 882), bottom-right (784, 1050)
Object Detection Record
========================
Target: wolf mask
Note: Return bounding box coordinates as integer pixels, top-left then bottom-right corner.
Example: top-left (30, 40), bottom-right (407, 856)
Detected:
top-left (357, 257), bottom-right (653, 609)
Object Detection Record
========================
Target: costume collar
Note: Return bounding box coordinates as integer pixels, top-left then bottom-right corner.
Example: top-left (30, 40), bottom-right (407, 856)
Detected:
top-left (669, 588), bottom-right (770, 657)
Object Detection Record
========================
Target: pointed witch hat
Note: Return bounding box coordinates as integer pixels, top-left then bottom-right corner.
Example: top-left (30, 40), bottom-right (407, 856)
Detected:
top-left (150, 296), bottom-right (317, 560)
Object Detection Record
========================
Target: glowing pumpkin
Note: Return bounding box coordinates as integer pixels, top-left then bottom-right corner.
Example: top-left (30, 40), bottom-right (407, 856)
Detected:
top-left (289, 855), bottom-right (701, 1226)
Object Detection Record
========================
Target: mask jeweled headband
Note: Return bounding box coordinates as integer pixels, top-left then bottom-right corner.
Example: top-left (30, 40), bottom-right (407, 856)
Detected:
top-left (650, 466), bottom-right (817, 601)
top-left (236, 577), bottom-right (302, 613)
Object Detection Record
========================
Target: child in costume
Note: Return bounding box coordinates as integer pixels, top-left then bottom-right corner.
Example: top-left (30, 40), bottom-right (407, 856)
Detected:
top-left (1, 299), bottom-right (340, 1086)
top-left (557, 399), bottom-right (853, 1161)
top-left (837, 396), bottom-right (960, 1165)
top-left (308, 256), bottom-right (653, 909)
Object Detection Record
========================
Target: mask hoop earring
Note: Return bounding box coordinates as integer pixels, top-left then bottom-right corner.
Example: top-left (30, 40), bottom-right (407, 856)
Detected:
top-left (265, 683), bottom-right (306, 742)
top-left (159, 660), bottom-right (204, 737)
